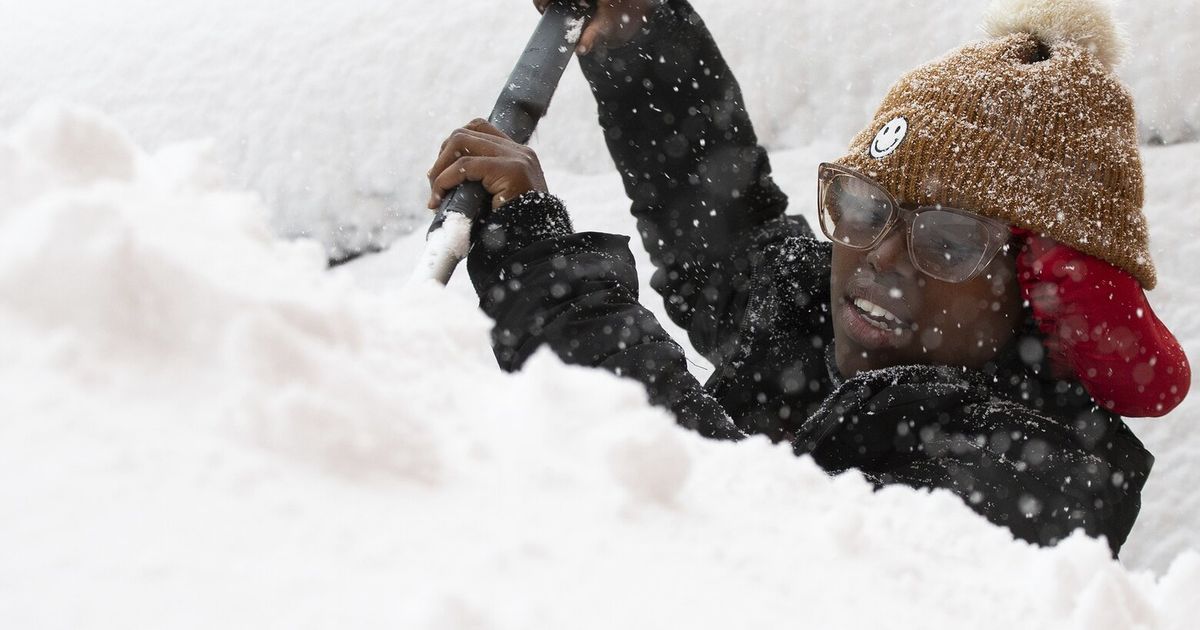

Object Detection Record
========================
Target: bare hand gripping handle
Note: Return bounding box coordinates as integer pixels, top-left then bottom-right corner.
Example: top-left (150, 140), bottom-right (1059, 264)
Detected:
top-left (413, 1), bottom-right (592, 285)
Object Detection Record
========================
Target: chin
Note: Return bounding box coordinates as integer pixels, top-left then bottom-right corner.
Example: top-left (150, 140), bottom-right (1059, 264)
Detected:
top-left (833, 330), bottom-right (894, 377)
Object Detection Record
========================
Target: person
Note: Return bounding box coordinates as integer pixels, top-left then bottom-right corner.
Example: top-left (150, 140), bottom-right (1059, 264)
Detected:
top-left (424, 0), bottom-right (1190, 556)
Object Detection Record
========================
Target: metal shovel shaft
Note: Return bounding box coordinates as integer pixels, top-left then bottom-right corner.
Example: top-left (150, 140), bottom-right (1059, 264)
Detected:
top-left (415, 1), bottom-right (591, 286)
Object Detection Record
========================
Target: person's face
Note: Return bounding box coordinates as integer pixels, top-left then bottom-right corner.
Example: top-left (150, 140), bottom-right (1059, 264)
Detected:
top-left (830, 219), bottom-right (1024, 377)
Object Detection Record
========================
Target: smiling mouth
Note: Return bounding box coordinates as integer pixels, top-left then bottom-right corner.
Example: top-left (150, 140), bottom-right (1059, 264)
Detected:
top-left (838, 274), bottom-right (916, 351)
top-left (851, 297), bottom-right (904, 330)
top-left (873, 139), bottom-right (898, 153)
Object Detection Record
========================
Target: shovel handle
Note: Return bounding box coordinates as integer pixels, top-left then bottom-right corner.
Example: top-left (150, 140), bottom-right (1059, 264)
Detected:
top-left (427, 0), bottom-right (592, 237)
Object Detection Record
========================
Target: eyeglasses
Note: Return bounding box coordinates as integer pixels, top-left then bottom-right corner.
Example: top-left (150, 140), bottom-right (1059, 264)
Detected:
top-left (817, 162), bottom-right (1011, 283)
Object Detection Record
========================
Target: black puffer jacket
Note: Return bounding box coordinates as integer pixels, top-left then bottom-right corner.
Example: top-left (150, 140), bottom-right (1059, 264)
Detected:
top-left (465, 0), bottom-right (1152, 556)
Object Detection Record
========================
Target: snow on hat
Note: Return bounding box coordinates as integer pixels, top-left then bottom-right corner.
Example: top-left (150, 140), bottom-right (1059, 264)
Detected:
top-left (833, 0), bottom-right (1191, 416)
top-left (834, 0), bottom-right (1156, 288)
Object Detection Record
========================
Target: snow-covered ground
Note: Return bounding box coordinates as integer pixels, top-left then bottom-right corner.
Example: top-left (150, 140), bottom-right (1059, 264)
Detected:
top-left (4, 101), bottom-right (1200, 630)
top-left (3, 0), bottom-right (1199, 626)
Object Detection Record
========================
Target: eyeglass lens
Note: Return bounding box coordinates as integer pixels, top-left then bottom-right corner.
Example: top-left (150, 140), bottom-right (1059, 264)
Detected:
top-left (821, 172), bottom-right (993, 282)
top-left (821, 174), bottom-right (891, 247)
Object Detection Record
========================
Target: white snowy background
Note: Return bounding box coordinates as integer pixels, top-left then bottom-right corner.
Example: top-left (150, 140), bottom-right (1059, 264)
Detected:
top-left (2, 0), bottom-right (1199, 627)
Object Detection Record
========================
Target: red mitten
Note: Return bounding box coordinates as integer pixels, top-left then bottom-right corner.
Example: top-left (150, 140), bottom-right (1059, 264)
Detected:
top-left (1013, 228), bottom-right (1189, 417)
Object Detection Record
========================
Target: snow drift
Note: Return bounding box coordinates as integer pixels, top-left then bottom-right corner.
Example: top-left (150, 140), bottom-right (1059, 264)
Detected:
top-left (3, 103), bottom-right (1199, 628)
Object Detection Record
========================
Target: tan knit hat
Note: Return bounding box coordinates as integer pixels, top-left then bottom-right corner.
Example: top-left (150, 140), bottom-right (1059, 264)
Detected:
top-left (835, 0), bottom-right (1155, 288)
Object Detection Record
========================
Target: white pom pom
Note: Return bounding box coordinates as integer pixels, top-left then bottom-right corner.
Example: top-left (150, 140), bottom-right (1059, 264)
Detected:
top-left (983, 0), bottom-right (1127, 69)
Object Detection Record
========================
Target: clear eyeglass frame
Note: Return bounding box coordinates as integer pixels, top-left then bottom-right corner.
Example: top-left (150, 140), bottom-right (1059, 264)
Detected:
top-left (817, 162), bottom-right (1012, 283)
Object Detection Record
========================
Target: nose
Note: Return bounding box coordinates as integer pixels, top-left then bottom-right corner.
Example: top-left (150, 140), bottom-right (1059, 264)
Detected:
top-left (865, 226), bottom-right (915, 277)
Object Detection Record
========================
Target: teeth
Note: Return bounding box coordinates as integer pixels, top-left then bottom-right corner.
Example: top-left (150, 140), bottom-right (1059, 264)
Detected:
top-left (853, 298), bottom-right (901, 325)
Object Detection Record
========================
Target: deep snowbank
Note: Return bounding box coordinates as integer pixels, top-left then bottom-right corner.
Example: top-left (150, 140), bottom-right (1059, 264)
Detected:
top-left (3, 103), bottom-right (1200, 628)
top-left (2, 0), bottom-right (1196, 254)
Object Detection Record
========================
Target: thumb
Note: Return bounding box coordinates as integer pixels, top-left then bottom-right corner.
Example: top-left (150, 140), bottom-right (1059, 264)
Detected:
top-left (576, 19), bottom-right (615, 55)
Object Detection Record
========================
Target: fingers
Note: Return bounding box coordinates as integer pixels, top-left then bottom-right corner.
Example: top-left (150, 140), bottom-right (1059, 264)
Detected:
top-left (428, 119), bottom-right (546, 210)
top-left (536, 0), bottom-right (618, 56)
top-left (430, 156), bottom-right (487, 204)
top-left (428, 131), bottom-right (509, 207)
top-left (575, 21), bottom-right (608, 56)
top-left (536, 0), bottom-right (651, 56)
top-left (431, 129), bottom-right (505, 175)
top-left (463, 117), bottom-right (509, 140)
top-left (429, 155), bottom-right (534, 210)
top-left (435, 119), bottom-right (510, 155)
top-left (577, 0), bottom-right (654, 55)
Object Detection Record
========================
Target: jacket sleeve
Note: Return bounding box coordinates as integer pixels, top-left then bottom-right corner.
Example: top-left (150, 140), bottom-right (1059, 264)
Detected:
top-left (793, 366), bottom-right (1152, 556)
top-left (466, 191), bottom-right (745, 441)
top-left (578, 0), bottom-right (796, 366)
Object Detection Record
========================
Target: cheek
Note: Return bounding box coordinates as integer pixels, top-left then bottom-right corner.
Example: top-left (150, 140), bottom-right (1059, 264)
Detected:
top-left (947, 292), bottom-right (991, 322)
top-left (829, 248), bottom-right (847, 293)
top-left (918, 273), bottom-right (1021, 353)
top-left (830, 245), bottom-right (865, 280)
top-left (912, 282), bottom-right (988, 338)
top-left (978, 257), bottom-right (1023, 319)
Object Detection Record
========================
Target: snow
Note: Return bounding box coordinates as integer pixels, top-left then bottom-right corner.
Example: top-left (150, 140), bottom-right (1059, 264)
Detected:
top-left (410, 212), bottom-right (473, 285)
top-left (2, 0), bottom-right (1200, 625)
top-left (565, 17), bottom-right (586, 45)
top-left (3, 102), bottom-right (1200, 628)
top-left (2, 0), bottom-right (1196, 255)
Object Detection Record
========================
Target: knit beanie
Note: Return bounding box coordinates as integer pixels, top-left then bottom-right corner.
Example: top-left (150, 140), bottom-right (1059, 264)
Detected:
top-left (834, 0), bottom-right (1154, 288)
top-left (832, 0), bottom-right (1191, 417)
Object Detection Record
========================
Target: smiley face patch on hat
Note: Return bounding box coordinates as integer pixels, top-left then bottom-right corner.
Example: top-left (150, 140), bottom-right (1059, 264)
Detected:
top-left (870, 116), bottom-right (908, 159)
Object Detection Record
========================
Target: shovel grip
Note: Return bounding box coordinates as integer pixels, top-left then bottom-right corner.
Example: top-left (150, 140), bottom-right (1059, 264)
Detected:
top-left (427, 0), bottom-right (591, 234)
